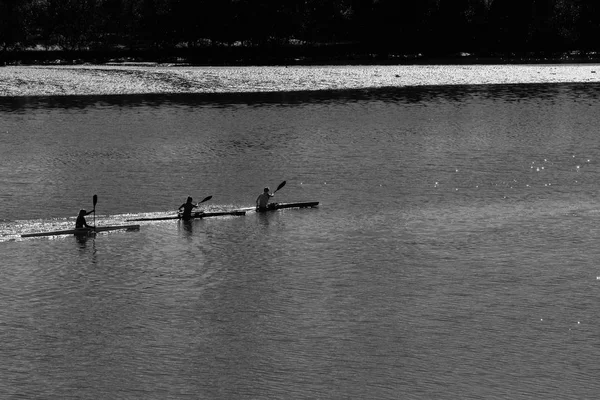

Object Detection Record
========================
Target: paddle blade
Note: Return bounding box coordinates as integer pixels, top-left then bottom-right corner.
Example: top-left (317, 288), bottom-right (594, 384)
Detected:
top-left (199, 195), bottom-right (212, 204)
top-left (274, 181), bottom-right (286, 193)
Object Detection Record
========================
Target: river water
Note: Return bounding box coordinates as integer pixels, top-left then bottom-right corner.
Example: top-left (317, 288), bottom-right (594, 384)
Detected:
top-left (2, 65), bottom-right (600, 399)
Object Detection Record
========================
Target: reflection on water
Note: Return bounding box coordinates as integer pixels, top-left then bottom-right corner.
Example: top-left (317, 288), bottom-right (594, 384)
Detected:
top-left (179, 219), bottom-right (195, 238)
top-left (75, 232), bottom-right (93, 248)
top-left (2, 82), bottom-right (599, 112)
top-left (3, 79), bottom-right (600, 398)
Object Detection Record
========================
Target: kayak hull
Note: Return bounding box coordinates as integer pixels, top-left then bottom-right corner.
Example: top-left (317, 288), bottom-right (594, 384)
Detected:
top-left (21, 224), bottom-right (140, 238)
top-left (126, 210), bottom-right (246, 222)
top-left (256, 201), bottom-right (319, 212)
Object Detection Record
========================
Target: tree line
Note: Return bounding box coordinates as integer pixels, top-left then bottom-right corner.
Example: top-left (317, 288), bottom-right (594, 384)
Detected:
top-left (1, 0), bottom-right (600, 64)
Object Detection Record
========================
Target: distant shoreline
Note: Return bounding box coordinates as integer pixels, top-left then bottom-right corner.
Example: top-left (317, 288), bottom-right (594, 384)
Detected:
top-left (1, 63), bottom-right (600, 98)
top-left (3, 47), bottom-right (600, 67)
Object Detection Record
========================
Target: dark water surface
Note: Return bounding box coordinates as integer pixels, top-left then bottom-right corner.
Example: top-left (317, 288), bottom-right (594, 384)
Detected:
top-left (2, 81), bottom-right (600, 399)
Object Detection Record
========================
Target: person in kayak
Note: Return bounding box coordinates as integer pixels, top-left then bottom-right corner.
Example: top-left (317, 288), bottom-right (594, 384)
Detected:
top-left (76, 209), bottom-right (95, 229)
top-left (256, 187), bottom-right (275, 211)
top-left (178, 196), bottom-right (200, 220)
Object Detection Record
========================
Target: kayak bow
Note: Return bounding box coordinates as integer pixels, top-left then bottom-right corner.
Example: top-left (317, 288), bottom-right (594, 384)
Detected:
top-left (255, 201), bottom-right (319, 212)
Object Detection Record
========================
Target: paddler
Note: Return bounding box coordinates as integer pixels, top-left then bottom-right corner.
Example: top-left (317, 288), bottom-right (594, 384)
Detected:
top-left (256, 187), bottom-right (275, 211)
top-left (76, 209), bottom-right (95, 229)
top-left (178, 196), bottom-right (200, 220)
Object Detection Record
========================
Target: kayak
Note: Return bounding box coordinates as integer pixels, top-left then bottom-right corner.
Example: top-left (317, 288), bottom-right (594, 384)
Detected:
top-left (256, 201), bottom-right (319, 212)
top-left (21, 224), bottom-right (140, 238)
top-left (126, 210), bottom-right (246, 222)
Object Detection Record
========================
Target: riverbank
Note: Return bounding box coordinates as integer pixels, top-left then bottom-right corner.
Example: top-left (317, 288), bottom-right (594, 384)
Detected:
top-left (1, 63), bottom-right (600, 97)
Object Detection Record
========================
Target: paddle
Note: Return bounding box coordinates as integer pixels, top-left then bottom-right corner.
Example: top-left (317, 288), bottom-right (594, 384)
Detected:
top-left (92, 194), bottom-right (97, 230)
top-left (197, 195), bottom-right (212, 205)
top-left (273, 180), bottom-right (286, 194)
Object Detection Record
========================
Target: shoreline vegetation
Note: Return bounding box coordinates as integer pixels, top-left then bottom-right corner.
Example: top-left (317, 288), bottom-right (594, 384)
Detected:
top-left (3, 47), bottom-right (600, 67)
top-left (2, 1), bottom-right (600, 68)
